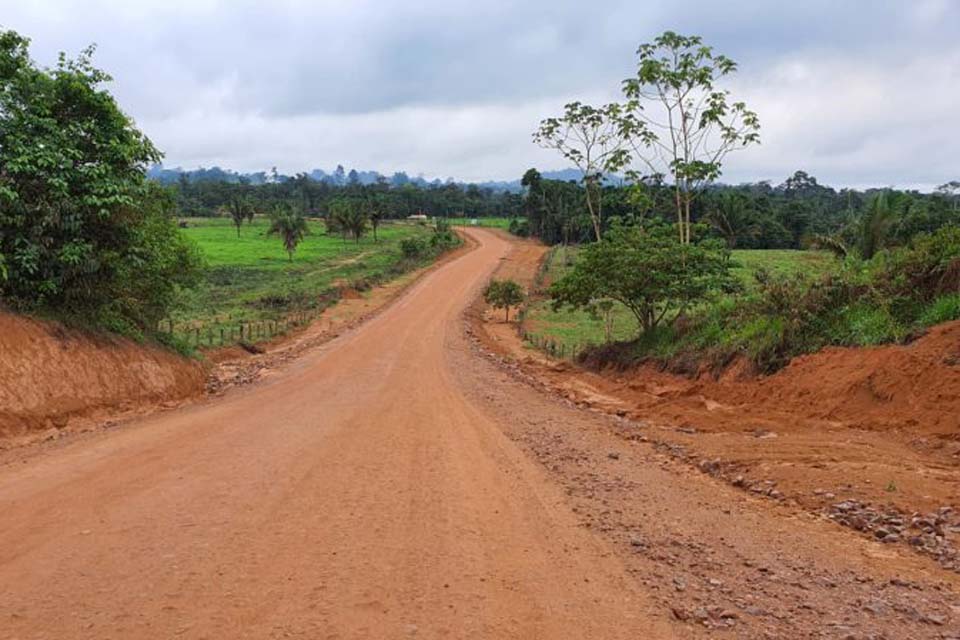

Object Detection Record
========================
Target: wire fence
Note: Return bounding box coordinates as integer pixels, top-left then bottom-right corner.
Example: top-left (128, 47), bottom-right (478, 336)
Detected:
top-left (518, 327), bottom-right (594, 362)
top-left (514, 244), bottom-right (596, 362)
top-left (157, 304), bottom-right (333, 349)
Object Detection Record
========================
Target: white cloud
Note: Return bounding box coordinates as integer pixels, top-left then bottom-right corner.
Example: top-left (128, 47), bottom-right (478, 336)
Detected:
top-left (2, 0), bottom-right (958, 187)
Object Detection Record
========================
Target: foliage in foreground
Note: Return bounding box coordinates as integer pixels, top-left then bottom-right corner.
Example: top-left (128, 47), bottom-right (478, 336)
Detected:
top-left (550, 222), bottom-right (734, 333)
top-left (0, 30), bottom-right (202, 336)
top-left (579, 226), bottom-right (960, 374)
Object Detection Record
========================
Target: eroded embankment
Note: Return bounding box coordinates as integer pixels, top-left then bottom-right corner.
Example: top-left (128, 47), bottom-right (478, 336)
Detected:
top-left (0, 311), bottom-right (205, 441)
top-left (471, 233), bottom-right (960, 572)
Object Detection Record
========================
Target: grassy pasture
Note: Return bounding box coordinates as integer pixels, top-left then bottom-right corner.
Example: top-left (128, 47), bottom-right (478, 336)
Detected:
top-left (169, 217), bottom-right (435, 345)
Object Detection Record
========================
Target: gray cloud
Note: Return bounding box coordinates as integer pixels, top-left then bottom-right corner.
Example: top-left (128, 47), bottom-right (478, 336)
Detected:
top-left (2, 0), bottom-right (958, 187)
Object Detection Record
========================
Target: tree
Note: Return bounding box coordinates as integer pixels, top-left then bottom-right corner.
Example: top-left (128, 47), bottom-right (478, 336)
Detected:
top-left (534, 102), bottom-right (632, 241)
top-left (267, 203), bottom-right (310, 261)
top-left (589, 298), bottom-right (617, 342)
top-left (550, 222), bottom-right (733, 334)
top-left (328, 198), bottom-right (368, 243)
top-left (858, 192), bottom-right (896, 259)
top-left (704, 192), bottom-right (758, 248)
top-left (0, 30), bottom-right (202, 332)
top-left (228, 196), bottom-right (252, 237)
top-left (483, 279), bottom-right (525, 322)
top-left (621, 32), bottom-right (760, 244)
top-left (937, 181), bottom-right (960, 212)
top-left (368, 202), bottom-right (382, 242)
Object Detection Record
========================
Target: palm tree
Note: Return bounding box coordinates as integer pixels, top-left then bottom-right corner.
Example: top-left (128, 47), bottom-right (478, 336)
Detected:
top-left (859, 192), bottom-right (896, 259)
top-left (369, 204), bottom-right (382, 242)
top-left (704, 193), bottom-right (758, 249)
top-left (267, 203), bottom-right (310, 261)
top-left (228, 196), bottom-right (252, 237)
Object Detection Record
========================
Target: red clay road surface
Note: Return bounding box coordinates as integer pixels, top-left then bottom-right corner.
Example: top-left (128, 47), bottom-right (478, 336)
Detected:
top-left (0, 229), bottom-right (674, 639)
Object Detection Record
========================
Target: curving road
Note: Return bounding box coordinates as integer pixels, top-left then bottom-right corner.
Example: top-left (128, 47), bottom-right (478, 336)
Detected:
top-left (0, 229), bottom-right (672, 639)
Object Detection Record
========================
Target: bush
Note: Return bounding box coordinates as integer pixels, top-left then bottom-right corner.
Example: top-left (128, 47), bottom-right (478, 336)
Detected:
top-left (0, 30), bottom-right (202, 334)
top-left (835, 304), bottom-right (904, 346)
top-left (430, 218), bottom-right (460, 250)
top-left (918, 293), bottom-right (960, 326)
top-left (509, 218), bottom-right (530, 237)
top-left (400, 237), bottom-right (427, 258)
top-left (874, 225), bottom-right (960, 304)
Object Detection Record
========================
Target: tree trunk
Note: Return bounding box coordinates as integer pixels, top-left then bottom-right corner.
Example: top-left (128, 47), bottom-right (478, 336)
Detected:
top-left (505, 306), bottom-right (510, 322)
top-left (674, 188), bottom-right (684, 244)
top-left (585, 180), bottom-right (602, 242)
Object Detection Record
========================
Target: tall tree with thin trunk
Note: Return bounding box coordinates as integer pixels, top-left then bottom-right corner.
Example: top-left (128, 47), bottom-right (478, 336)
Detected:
top-left (533, 102), bottom-right (632, 242)
top-left (368, 202), bottom-right (382, 242)
top-left (228, 196), bottom-right (251, 237)
top-left (621, 31), bottom-right (760, 244)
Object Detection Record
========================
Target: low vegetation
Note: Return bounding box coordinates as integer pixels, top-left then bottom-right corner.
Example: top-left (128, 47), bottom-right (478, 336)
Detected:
top-left (169, 217), bottom-right (457, 349)
top-left (524, 226), bottom-right (960, 373)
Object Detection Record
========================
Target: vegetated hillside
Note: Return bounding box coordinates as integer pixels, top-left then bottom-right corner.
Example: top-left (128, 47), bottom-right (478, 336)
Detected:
top-left (0, 311), bottom-right (205, 439)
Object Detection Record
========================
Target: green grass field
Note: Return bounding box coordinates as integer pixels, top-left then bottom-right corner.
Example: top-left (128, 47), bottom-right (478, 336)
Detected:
top-left (169, 217), bottom-right (435, 346)
top-left (522, 246), bottom-right (835, 354)
top-left (447, 216), bottom-right (513, 229)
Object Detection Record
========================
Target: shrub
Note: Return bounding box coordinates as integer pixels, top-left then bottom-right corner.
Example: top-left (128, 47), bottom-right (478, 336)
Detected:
top-left (509, 218), bottom-right (530, 237)
top-left (400, 237), bottom-right (427, 258)
top-left (874, 225), bottom-right (960, 303)
top-left (484, 279), bottom-right (525, 322)
top-left (918, 293), bottom-right (960, 326)
top-left (430, 218), bottom-right (460, 249)
top-left (835, 304), bottom-right (904, 346)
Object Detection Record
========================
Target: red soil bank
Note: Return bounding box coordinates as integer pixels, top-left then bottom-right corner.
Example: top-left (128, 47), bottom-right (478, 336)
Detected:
top-left (0, 311), bottom-right (205, 438)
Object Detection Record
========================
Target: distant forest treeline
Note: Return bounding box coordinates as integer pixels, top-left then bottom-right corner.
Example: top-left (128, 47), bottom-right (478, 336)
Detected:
top-left (520, 169), bottom-right (960, 249)
top-left (165, 170), bottom-right (527, 220)
top-left (161, 167), bottom-right (960, 250)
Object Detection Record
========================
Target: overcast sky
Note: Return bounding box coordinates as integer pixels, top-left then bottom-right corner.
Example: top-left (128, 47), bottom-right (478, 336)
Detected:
top-left (3, 0), bottom-right (959, 188)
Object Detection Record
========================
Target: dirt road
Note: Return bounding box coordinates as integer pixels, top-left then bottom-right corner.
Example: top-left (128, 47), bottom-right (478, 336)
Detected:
top-left (0, 229), bottom-right (672, 639)
top-left (1, 229), bottom-right (958, 639)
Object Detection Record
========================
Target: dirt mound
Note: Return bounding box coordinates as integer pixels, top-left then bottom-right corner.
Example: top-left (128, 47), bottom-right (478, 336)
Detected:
top-left (711, 321), bottom-right (960, 435)
top-left (0, 311), bottom-right (205, 439)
